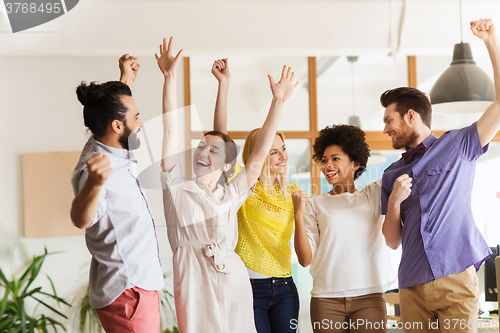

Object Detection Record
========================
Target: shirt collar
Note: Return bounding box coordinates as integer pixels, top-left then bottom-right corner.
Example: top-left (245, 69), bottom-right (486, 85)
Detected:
top-left (92, 137), bottom-right (138, 164)
top-left (405, 132), bottom-right (438, 152)
top-left (190, 176), bottom-right (225, 200)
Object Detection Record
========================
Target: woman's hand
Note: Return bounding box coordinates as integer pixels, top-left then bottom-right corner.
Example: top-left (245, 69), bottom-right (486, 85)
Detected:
top-left (292, 190), bottom-right (309, 218)
top-left (268, 65), bottom-right (299, 102)
top-left (212, 58), bottom-right (230, 83)
top-left (155, 37), bottom-right (184, 76)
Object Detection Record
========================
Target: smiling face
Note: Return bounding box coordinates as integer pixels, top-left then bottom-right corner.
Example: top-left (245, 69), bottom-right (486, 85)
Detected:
top-left (268, 135), bottom-right (288, 176)
top-left (320, 145), bottom-right (359, 193)
top-left (383, 102), bottom-right (418, 150)
top-left (192, 134), bottom-right (229, 178)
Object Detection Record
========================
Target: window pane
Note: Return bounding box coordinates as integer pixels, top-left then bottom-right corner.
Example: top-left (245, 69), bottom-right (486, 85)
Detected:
top-left (190, 56), bottom-right (310, 132)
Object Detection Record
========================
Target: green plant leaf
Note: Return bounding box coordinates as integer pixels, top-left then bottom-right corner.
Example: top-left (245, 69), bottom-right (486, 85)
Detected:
top-left (45, 315), bottom-right (67, 332)
top-left (20, 254), bottom-right (45, 296)
top-left (0, 315), bottom-right (16, 330)
top-left (45, 275), bottom-right (59, 304)
top-left (35, 291), bottom-right (71, 307)
top-left (0, 267), bottom-right (8, 285)
top-left (18, 297), bottom-right (27, 333)
top-left (19, 254), bottom-right (43, 285)
top-left (28, 314), bottom-right (38, 331)
top-left (38, 315), bottom-right (49, 333)
top-left (30, 296), bottom-right (68, 319)
top-left (21, 286), bottom-right (42, 299)
top-left (0, 281), bottom-right (13, 318)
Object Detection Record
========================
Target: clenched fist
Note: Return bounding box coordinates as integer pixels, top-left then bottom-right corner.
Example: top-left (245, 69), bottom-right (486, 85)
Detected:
top-left (292, 190), bottom-right (309, 217)
top-left (389, 174), bottom-right (412, 205)
top-left (212, 58), bottom-right (230, 83)
top-left (119, 54), bottom-right (140, 87)
top-left (470, 18), bottom-right (497, 43)
top-left (86, 153), bottom-right (113, 187)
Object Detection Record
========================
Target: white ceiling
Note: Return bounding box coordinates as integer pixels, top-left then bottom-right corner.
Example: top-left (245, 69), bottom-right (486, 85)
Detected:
top-left (1, 0), bottom-right (499, 57)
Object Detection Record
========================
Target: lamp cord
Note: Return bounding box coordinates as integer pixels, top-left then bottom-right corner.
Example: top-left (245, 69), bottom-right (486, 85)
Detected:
top-left (459, 0), bottom-right (463, 43)
top-left (351, 60), bottom-right (355, 117)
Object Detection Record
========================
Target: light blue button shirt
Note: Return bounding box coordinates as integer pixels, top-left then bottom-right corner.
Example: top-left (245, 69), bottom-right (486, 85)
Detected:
top-left (381, 122), bottom-right (492, 289)
top-left (72, 137), bottom-right (164, 308)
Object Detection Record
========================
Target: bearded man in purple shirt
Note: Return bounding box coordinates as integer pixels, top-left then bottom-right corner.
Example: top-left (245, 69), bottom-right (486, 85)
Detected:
top-left (380, 19), bottom-right (500, 333)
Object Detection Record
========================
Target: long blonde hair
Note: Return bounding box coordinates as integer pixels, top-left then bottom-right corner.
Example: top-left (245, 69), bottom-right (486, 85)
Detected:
top-left (242, 128), bottom-right (290, 199)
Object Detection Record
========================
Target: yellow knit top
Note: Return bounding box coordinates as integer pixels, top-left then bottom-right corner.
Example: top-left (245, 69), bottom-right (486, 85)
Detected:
top-left (235, 181), bottom-right (299, 277)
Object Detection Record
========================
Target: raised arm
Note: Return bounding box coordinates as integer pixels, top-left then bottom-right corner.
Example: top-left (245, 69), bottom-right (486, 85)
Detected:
top-left (155, 37), bottom-right (184, 172)
top-left (212, 58), bottom-right (230, 134)
top-left (119, 54), bottom-right (140, 89)
top-left (244, 66), bottom-right (298, 188)
top-left (382, 174), bottom-right (412, 250)
top-left (471, 19), bottom-right (500, 147)
top-left (70, 154), bottom-right (112, 229)
top-left (292, 190), bottom-right (313, 267)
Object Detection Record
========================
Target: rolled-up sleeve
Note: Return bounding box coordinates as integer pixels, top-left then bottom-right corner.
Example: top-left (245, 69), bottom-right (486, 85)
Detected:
top-left (458, 121), bottom-right (489, 162)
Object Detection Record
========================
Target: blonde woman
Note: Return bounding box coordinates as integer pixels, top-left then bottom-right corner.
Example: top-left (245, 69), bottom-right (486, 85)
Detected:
top-left (235, 129), bottom-right (301, 333)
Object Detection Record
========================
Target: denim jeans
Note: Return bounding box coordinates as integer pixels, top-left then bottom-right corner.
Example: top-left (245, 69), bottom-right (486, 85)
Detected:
top-left (250, 277), bottom-right (300, 333)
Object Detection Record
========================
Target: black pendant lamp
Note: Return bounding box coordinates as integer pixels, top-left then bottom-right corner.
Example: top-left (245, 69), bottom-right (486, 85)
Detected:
top-left (429, 43), bottom-right (495, 104)
top-left (429, 0), bottom-right (494, 107)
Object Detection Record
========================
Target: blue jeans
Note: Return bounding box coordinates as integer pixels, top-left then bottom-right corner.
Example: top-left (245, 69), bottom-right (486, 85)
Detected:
top-left (250, 277), bottom-right (300, 333)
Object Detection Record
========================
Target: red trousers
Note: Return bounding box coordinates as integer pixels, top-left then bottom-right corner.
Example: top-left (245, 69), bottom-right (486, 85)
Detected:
top-left (95, 287), bottom-right (160, 333)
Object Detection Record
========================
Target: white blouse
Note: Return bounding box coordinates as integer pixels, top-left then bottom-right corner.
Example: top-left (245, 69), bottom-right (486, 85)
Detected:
top-left (304, 180), bottom-right (397, 298)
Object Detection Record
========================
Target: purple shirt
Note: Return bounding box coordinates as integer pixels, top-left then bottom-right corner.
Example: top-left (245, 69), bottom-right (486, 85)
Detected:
top-left (381, 122), bottom-right (492, 289)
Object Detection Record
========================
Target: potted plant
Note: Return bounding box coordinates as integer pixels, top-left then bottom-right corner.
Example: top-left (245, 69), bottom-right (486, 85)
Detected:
top-left (0, 247), bottom-right (71, 332)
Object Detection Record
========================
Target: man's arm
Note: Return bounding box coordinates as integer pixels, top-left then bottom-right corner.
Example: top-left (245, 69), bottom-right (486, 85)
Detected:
top-left (155, 37), bottom-right (184, 173)
top-left (382, 174), bottom-right (412, 250)
top-left (70, 153), bottom-right (113, 229)
top-left (212, 58), bottom-right (230, 134)
top-left (119, 54), bottom-right (140, 89)
top-left (472, 19), bottom-right (500, 147)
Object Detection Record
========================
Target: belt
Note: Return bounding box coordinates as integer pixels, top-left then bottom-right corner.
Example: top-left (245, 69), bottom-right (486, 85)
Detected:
top-left (177, 241), bottom-right (227, 273)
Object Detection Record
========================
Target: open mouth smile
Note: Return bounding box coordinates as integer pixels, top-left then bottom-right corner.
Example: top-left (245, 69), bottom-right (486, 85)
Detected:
top-left (325, 169), bottom-right (338, 179)
top-left (196, 159), bottom-right (210, 167)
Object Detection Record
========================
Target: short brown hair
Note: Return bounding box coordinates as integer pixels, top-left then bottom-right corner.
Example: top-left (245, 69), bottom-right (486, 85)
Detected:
top-left (380, 87), bottom-right (432, 128)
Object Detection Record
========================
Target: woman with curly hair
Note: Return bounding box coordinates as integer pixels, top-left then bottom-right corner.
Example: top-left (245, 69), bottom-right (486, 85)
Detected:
top-left (292, 124), bottom-right (395, 333)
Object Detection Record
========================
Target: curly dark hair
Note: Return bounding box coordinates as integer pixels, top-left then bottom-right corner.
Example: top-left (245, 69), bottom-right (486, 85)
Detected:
top-left (312, 124), bottom-right (370, 180)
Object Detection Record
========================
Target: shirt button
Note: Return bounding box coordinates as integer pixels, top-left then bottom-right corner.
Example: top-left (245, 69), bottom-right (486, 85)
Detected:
top-left (423, 228), bottom-right (427, 231)
top-left (426, 246), bottom-right (430, 250)
top-left (414, 174), bottom-right (419, 178)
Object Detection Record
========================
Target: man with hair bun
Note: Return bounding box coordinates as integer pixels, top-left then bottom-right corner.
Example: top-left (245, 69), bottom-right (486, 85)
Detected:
top-left (380, 19), bottom-right (500, 332)
top-left (70, 54), bottom-right (164, 333)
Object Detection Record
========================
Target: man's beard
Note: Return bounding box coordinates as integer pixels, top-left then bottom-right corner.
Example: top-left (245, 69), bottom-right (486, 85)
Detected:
top-left (392, 122), bottom-right (419, 150)
top-left (118, 125), bottom-right (141, 150)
